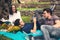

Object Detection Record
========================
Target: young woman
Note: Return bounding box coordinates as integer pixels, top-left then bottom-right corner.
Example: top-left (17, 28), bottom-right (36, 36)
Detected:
top-left (0, 5), bottom-right (24, 32)
top-left (9, 4), bottom-right (23, 25)
top-left (1, 4), bottom-right (23, 26)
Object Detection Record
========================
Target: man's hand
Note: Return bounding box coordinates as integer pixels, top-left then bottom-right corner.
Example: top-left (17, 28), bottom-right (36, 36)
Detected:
top-left (53, 20), bottom-right (60, 28)
top-left (53, 24), bottom-right (60, 28)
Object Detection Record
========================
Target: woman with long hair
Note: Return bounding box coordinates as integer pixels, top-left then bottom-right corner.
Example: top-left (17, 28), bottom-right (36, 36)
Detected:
top-left (9, 4), bottom-right (23, 25)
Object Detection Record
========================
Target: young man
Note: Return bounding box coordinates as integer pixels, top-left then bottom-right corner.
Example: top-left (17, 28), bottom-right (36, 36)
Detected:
top-left (41, 8), bottom-right (60, 40)
top-left (7, 17), bottom-right (37, 33)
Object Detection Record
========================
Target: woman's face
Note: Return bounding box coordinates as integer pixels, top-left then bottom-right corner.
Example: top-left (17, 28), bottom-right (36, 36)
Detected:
top-left (12, 5), bottom-right (16, 12)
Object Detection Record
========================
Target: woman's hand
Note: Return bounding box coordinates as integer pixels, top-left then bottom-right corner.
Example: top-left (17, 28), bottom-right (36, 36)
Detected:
top-left (33, 17), bottom-right (36, 23)
top-left (31, 17), bottom-right (36, 33)
top-left (31, 29), bottom-right (36, 33)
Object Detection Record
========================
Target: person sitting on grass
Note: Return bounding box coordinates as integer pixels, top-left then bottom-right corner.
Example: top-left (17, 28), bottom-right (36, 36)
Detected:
top-left (1, 4), bottom-right (23, 26)
top-left (0, 4), bottom-right (24, 32)
top-left (41, 8), bottom-right (60, 40)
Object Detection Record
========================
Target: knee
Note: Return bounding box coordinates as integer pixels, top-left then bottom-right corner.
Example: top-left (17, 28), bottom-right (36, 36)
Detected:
top-left (41, 25), bottom-right (46, 30)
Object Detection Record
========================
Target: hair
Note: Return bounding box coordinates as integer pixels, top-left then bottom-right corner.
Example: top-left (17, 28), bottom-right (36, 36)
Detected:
top-left (9, 5), bottom-right (17, 15)
top-left (43, 8), bottom-right (52, 15)
top-left (14, 19), bottom-right (20, 26)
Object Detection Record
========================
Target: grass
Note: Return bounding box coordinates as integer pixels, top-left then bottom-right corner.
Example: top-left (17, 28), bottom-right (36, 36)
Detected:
top-left (14, 2), bottom-right (51, 5)
top-left (17, 8), bottom-right (43, 11)
top-left (26, 2), bottom-right (51, 4)
top-left (22, 16), bottom-right (31, 23)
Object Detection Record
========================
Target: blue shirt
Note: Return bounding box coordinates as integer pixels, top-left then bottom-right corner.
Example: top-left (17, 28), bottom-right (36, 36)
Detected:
top-left (22, 23), bottom-right (33, 33)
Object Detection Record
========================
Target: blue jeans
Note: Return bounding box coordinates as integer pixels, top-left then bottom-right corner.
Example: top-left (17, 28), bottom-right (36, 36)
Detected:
top-left (41, 25), bottom-right (60, 40)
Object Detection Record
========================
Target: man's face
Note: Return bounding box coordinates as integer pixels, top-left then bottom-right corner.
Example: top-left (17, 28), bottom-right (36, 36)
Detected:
top-left (19, 21), bottom-right (24, 26)
top-left (42, 11), bottom-right (49, 18)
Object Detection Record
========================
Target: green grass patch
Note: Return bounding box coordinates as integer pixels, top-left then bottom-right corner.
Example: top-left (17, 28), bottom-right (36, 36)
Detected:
top-left (14, 2), bottom-right (51, 4)
top-left (26, 2), bottom-right (51, 4)
top-left (17, 8), bottom-right (43, 11)
top-left (22, 16), bottom-right (31, 23)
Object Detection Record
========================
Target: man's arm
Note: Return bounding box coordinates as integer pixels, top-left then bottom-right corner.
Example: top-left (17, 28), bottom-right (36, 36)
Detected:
top-left (53, 20), bottom-right (60, 28)
top-left (31, 17), bottom-right (36, 33)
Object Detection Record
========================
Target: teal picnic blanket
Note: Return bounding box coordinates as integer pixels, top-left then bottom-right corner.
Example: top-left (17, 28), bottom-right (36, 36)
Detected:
top-left (0, 31), bottom-right (29, 40)
top-left (0, 30), bottom-right (43, 40)
top-left (27, 30), bottom-right (43, 37)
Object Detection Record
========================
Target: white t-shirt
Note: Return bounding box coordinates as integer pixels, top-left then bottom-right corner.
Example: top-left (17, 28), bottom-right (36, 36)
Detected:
top-left (1, 11), bottom-right (22, 25)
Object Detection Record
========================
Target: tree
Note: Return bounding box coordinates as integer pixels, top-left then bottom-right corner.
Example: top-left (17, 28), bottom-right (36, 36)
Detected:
top-left (0, 0), bottom-right (12, 20)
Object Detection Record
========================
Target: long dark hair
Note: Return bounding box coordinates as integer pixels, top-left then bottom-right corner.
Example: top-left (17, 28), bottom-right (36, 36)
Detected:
top-left (9, 5), bottom-right (17, 15)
